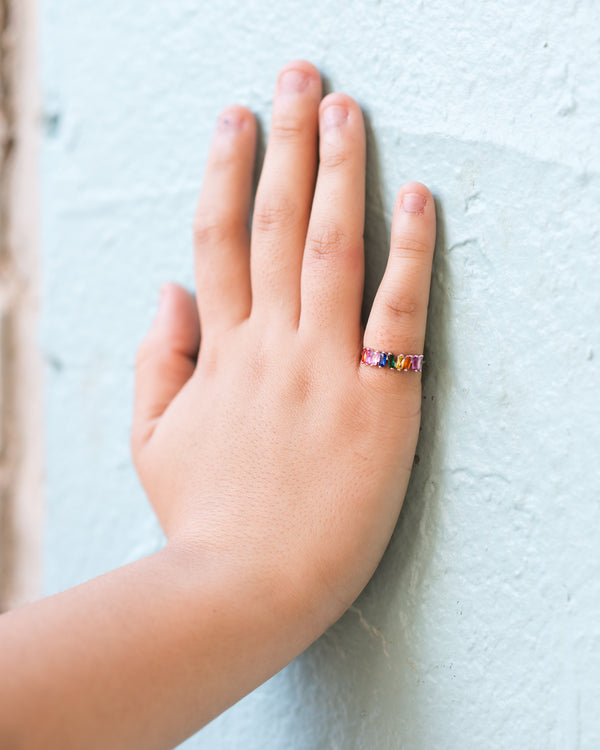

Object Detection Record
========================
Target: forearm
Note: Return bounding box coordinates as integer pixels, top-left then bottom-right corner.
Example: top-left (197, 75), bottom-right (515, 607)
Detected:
top-left (0, 542), bottom-right (321, 750)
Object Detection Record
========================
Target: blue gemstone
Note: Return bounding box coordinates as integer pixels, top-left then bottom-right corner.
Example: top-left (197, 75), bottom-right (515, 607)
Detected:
top-left (379, 352), bottom-right (387, 367)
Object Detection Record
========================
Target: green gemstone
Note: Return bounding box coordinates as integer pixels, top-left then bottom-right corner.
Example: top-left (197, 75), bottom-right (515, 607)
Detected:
top-left (388, 354), bottom-right (396, 368)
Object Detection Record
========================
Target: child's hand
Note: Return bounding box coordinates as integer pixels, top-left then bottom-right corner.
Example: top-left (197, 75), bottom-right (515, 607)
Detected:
top-left (131, 59), bottom-right (435, 627)
top-left (0, 60), bottom-right (436, 749)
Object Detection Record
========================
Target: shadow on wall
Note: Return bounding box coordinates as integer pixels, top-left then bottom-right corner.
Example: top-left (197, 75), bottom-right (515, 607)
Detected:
top-left (264, 111), bottom-right (452, 749)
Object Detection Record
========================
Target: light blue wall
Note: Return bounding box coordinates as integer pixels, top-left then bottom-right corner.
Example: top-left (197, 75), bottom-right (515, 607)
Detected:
top-left (40, 1), bottom-right (600, 747)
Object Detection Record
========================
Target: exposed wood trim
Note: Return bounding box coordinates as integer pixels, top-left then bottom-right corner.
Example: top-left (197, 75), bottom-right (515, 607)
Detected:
top-left (0, 0), bottom-right (42, 611)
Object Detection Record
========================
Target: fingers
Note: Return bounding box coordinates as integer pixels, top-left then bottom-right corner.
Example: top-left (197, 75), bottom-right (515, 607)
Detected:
top-left (250, 60), bottom-right (322, 325)
top-left (361, 182), bottom-right (436, 392)
top-left (193, 106), bottom-right (256, 341)
top-left (131, 284), bottom-right (200, 454)
top-left (192, 61), bottom-right (433, 396)
top-left (299, 93), bottom-right (366, 346)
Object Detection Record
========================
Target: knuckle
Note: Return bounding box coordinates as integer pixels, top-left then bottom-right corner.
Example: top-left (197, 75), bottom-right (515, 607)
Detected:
top-left (135, 334), bottom-right (175, 372)
top-left (305, 222), bottom-right (348, 260)
top-left (379, 289), bottom-right (420, 320)
top-left (252, 195), bottom-right (297, 233)
top-left (136, 334), bottom-right (193, 374)
top-left (319, 147), bottom-right (350, 170)
top-left (391, 234), bottom-right (432, 257)
top-left (270, 114), bottom-right (305, 140)
top-left (134, 337), bottom-right (157, 372)
top-left (193, 210), bottom-right (236, 248)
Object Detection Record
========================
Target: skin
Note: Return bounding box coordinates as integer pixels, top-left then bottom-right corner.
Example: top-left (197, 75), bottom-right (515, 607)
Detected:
top-left (0, 60), bottom-right (435, 749)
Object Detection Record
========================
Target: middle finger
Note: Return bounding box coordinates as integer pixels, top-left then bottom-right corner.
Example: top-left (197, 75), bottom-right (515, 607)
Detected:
top-left (250, 60), bottom-right (322, 326)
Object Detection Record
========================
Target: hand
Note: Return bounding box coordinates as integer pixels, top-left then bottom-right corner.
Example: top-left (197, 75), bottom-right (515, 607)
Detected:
top-left (0, 60), bottom-right (436, 750)
top-left (131, 59), bottom-right (436, 627)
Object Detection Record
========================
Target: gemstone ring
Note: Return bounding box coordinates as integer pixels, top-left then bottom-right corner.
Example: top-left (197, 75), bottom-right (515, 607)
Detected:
top-left (360, 347), bottom-right (423, 373)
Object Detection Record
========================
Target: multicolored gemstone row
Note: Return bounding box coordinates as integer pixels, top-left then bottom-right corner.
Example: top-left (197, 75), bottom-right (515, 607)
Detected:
top-left (360, 348), bottom-right (423, 373)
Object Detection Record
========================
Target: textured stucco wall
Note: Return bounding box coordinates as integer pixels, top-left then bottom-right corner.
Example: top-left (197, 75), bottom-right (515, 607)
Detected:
top-left (40, 1), bottom-right (600, 747)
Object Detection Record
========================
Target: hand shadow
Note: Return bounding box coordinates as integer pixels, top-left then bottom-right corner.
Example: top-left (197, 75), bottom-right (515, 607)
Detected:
top-left (279, 107), bottom-right (451, 749)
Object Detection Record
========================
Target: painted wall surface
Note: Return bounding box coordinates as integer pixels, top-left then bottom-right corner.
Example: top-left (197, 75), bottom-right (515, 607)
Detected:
top-left (40, 1), bottom-right (600, 747)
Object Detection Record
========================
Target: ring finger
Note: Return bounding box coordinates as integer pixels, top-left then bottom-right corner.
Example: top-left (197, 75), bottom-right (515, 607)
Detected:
top-left (361, 182), bottom-right (436, 395)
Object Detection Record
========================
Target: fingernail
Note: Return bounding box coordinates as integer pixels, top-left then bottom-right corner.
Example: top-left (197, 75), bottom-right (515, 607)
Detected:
top-left (402, 193), bottom-right (427, 213)
top-left (218, 110), bottom-right (245, 131)
top-left (279, 69), bottom-right (310, 94)
top-left (323, 104), bottom-right (348, 128)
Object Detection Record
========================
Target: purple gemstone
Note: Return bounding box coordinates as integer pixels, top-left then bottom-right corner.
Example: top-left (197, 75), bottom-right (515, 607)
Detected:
top-left (367, 349), bottom-right (376, 365)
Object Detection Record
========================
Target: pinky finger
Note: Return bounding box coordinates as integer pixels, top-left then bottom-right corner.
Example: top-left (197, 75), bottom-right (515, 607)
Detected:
top-left (361, 182), bottom-right (436, 390)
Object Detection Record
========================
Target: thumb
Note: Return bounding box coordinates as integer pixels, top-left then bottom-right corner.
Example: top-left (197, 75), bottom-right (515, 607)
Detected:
top-left (131, 283), bottom-right (200, 453)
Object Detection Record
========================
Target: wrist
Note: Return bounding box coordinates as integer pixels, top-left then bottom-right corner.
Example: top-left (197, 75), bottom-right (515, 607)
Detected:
top-left (163, 532), bottom-right (343, 653)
